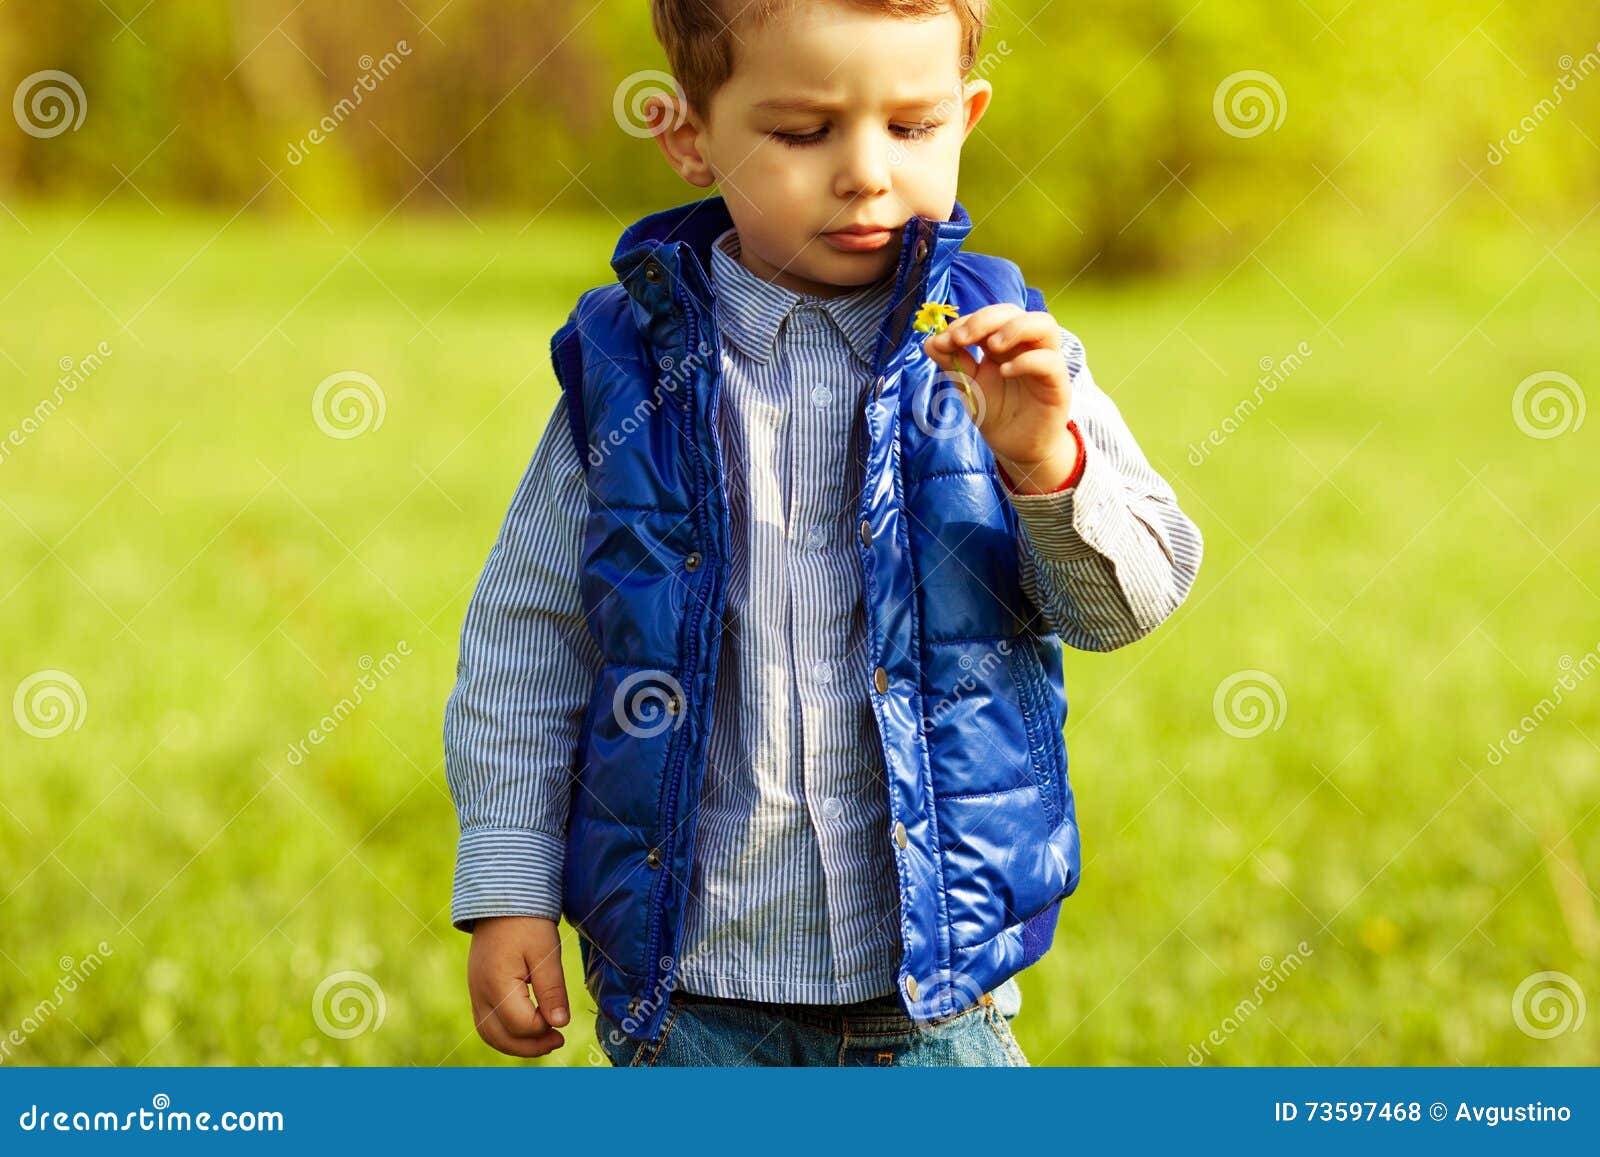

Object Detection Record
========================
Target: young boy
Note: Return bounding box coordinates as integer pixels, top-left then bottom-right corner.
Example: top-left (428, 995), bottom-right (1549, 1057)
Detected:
top-left (444, 0), bottom-right (1202, 1067)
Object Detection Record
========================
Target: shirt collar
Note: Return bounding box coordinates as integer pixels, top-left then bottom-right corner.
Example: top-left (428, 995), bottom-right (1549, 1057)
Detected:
top-left (709, 228), bottom-right (897, 366)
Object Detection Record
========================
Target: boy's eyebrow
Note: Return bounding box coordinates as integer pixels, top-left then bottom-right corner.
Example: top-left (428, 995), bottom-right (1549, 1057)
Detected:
top-left (752, 94), bottom-right (951, 113)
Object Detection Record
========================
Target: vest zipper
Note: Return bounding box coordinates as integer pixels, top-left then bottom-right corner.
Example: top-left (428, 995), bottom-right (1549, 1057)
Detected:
top-left (640, 271), bottom-right (718, 1022)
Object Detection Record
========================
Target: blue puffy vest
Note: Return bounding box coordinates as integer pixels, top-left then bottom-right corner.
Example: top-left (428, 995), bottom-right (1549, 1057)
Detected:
top-left (551, 195), bottom-right (1079, 1042)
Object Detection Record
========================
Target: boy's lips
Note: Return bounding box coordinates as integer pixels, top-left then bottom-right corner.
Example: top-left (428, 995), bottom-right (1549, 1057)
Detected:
top-left (821, 225), bottom-right (898, 253)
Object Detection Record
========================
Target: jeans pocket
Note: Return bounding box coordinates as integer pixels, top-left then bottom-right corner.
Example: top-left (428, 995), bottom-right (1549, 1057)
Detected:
top-left (982, 1001), bottom-right (1030, 1067)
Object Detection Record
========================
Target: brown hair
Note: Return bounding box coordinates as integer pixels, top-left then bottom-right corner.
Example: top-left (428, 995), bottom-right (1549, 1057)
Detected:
top-left (650, 0), bottom-right (987, 120)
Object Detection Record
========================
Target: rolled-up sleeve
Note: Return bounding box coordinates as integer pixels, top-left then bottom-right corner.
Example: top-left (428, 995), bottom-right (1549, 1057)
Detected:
top-left (1008, 327), bottom-right (1204, 651)
top-left (443, 394), bottom-right (600, 931)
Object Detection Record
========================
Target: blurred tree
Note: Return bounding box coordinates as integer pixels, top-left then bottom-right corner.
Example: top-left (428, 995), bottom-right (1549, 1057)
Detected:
top-left (1, 0), bottom-right (1596, 277)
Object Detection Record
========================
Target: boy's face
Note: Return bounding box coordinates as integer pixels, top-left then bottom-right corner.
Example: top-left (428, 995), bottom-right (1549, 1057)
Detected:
top-left (651, 2), bottom-right (992, 299)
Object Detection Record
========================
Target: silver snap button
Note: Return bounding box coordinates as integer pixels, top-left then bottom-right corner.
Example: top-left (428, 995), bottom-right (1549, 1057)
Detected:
top-left (644, 263), bottom-right (661, 283)
top-left (873, 666), bottom-right (889, 694)
top-left (859, 519), bottom-right (872, 547)
top-left (905, 975), bottom-right (920, 1002)
top-left (892, 820), bottom-right (907, 849)
top-left (684, 550), bottom-right (702, 572)
top-left (646, 847), bottom-right (662, 869)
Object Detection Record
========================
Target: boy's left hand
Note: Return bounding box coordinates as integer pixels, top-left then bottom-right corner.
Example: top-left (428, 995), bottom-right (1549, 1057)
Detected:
top-left (921, 304), bottom-right (1079, 494)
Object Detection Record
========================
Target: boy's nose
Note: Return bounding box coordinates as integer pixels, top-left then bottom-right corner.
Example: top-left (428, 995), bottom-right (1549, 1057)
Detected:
top-left (834, 135), bottom-right (894, 199)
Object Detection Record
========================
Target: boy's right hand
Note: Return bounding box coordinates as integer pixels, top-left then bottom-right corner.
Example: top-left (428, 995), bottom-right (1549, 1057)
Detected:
top-left (467, 915), bottom-right (571, 1058)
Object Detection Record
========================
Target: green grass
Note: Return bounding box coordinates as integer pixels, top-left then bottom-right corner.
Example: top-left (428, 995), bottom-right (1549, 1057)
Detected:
top-left (0, 198), bottom-right (1596, 1066)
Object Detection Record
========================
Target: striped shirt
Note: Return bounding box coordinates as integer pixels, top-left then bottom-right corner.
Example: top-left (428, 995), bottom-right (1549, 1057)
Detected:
top-left (444, 226), bottom-right (1204, 1005)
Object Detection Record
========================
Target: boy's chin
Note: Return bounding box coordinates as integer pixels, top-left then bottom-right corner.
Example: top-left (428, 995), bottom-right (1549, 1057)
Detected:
top-left (797, 246), bottom-right (899, 290)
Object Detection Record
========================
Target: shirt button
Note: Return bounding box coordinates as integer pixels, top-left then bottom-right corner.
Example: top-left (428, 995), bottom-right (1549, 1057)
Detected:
top-left (821, 796), bottom-right (843, 821)
top-left (892, 820), bottom-right (907, 849)
top-left (804, 524), bottom-right (827, 551)
top-left (873, 666), bottom-right (889, 694)
top-left (859, 519), bottom-right (872, 547)
top-left (811, 385), bottom-right (832, 407)
top-left (812, 659), bottom-right (833, 684)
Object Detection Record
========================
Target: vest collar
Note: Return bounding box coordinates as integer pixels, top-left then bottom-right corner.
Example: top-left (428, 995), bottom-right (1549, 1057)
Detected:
top-left (610, 194), bottom-right (976, 367)
top-left (708, 227), bottom-right (894, 366)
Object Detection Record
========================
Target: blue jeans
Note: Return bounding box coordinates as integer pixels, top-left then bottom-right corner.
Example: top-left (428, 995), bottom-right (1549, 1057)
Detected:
top-left (592, 976), bottom-right (1028, 1067)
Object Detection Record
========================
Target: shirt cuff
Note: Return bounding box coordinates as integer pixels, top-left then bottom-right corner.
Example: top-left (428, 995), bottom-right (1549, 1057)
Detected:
top-left (1004, 422), bottom-right (1123, 562)
top-left (450, 827), bottom-right (566, 932)
top-left (995, 419), bottom-right (1087, 495)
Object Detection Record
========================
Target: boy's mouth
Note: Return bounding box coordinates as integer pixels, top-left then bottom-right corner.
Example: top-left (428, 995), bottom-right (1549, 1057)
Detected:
top-left (820, 224), bottom-right (898, 253)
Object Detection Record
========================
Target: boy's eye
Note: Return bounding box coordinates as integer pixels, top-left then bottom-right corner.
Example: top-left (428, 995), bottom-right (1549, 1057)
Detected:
top-left (769, 122), bottom-right (944, 148)
top-left (771, 127), bottom-right (828, 147)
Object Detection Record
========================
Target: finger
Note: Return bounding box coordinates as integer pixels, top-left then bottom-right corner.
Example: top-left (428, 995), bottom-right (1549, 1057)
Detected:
top-left (939, 304), bottom-right (1024, 350)
top-left (998, 348), bottom-right (1070, 391)
top-left (525, 933), bottom-right (571, 1030)
top-left (922, 337), bottom-right (980, 381)
top-left (985, 312), bottom-right (1061, 355)
top-left (472, 988), bottom-right (566, 1058)
top-left (477, 1005), bottom-right (566, 1059)
top-left (475, 967), bottom-right (547, 1040)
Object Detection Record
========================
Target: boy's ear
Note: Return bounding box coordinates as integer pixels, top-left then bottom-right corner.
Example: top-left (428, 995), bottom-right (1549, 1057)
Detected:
top-left (959, 78), bottom-right (993, 139)
top-left (647, 91), bottom-right (715, 188)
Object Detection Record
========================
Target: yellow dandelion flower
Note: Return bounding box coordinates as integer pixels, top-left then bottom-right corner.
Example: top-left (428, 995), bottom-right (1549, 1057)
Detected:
top-left (912, 301), bottom-right (961, 334)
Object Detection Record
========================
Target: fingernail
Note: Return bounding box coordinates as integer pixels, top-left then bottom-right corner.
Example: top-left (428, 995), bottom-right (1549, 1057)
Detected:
top-left (551, 1007), bottom-right (569, 1027)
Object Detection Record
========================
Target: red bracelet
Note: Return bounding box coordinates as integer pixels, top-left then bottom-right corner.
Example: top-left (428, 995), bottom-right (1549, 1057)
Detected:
top-left (997, 419), bottom-right (1086, 494)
